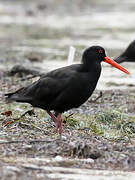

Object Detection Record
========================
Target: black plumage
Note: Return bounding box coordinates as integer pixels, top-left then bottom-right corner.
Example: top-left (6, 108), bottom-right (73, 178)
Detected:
top-left (114, 40), bottom-right (135, 63)
top-left (5, 46), bottom-right (130, 134)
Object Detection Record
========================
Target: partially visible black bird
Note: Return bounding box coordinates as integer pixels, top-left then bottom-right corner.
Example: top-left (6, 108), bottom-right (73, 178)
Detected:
top-left (5, 46), bottom-right (130, 135)
top-left (114, 40), bottom-right (135, 63)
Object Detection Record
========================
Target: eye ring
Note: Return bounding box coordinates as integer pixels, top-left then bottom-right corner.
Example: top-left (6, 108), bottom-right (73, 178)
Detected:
top-left (98, 49), bottom-right (103, 54)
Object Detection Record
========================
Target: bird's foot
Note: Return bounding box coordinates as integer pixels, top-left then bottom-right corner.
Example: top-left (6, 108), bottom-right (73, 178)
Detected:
top-left (47, 111), bottom-right (63, 135)
top-left (53, 114), bottom-right (63, 135)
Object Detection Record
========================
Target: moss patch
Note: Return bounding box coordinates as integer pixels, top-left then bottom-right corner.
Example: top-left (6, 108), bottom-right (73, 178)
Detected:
top-left (65, 110), bottom-right (135, 142)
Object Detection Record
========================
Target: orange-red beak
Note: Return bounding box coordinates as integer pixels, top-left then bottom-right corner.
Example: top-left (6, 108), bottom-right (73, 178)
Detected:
top-left (104, 56), bottom-right (130, 75)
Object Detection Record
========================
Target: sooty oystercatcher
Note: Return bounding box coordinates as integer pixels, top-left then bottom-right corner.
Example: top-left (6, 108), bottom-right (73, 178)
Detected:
top-left (115, 40), bottom-right (135, 63)
top-left (5, 46), bottom-right (130, 135)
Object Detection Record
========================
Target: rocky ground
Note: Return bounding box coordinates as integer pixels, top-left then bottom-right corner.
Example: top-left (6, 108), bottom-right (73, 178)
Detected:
top-left (0, 71), bottom-right (135, 179)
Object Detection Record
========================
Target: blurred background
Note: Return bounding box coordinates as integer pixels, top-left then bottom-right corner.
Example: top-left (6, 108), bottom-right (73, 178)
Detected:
top-left (0, 0), bottom-right (135, 90)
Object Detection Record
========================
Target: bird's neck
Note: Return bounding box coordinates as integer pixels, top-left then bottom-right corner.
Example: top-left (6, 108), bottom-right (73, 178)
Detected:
top-left (81, 58), bottom-right (101, 72)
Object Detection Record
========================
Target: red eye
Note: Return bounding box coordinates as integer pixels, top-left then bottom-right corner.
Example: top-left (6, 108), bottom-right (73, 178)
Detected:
top-left (98, 49), bottom-right (103, 54)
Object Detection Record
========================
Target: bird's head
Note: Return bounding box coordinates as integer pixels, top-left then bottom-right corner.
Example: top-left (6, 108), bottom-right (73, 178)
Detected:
top-left (82, 46), bottom-right (130, 74)
top-left (114, 40), bottom-right (135, 63)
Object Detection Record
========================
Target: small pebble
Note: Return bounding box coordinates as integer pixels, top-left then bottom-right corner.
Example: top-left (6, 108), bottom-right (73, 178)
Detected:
top-left (86, 158), bottom-right (95, 163)
top-left (61, 135), bottom-right (67, 141)
top-left (6, 166), bottom-right (21, 172)
top-left (24, 145), bottom-right (33, 150)
top-left (55, 155), bottom-right (63, 161)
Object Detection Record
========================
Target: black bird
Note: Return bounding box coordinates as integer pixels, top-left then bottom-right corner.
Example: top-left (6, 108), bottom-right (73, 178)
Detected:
top-left (5, 46), bottom-right (130, 135)
top-left (114, 40), bottom-right (135, 63)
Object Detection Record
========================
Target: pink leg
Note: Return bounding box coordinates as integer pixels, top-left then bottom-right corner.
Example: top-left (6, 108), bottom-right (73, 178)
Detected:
top-left (57, 114), bottom-right (63, 135)
top-left (47, 111), bottom-right (63, 135)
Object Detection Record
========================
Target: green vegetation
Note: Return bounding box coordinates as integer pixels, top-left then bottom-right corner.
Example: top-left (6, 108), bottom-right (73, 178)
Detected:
top-left (66, 110), bottom-right (135, 142)
top-left (1, 99), bottom-right (135, 142)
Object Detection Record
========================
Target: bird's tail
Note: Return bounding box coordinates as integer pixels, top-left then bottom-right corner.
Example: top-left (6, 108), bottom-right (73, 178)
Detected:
top-left (5, 87), bottom-right (25, 103)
